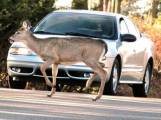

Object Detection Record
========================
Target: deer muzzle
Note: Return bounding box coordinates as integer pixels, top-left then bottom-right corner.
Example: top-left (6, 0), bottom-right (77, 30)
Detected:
top-left (8, 37), bottom-right (14, 44)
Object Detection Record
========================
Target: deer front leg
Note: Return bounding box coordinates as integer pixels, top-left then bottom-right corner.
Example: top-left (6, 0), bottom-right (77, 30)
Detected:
top-left (86, 72), bottom-right (98, 90)
top-left (40, 59), bottom-right (55, 89)
top-left (48, 64), bottom-right (59, 97)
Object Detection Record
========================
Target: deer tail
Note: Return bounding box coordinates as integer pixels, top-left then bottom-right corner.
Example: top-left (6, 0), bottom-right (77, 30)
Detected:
top-left (99, 40), bottom-right (108, 56)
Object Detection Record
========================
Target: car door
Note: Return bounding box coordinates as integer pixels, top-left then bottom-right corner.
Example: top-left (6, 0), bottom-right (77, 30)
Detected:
top-left (119, 18), bottom-right (145, 82)
top-left (124, 18), bottom-right (146, 79)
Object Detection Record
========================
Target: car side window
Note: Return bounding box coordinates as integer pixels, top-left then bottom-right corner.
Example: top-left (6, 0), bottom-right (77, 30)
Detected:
top-left (120, 18), bottom-right (129, 34)
top-left (124, 18), bottom-right (139, 39)
top-left (134, 24), bottom-right (142, 38)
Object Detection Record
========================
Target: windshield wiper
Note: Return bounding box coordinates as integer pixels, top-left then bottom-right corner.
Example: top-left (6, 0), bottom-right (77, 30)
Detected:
top-left (33, 31), bottom-right (65, 35)
top-left (34, 31), bottom-right (97, 38)
top-left (64, 32), bottom-right (97, 38)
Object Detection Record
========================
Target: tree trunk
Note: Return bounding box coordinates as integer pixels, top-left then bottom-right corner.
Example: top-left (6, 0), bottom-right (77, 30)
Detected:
top-left (115, 0), bottom-right (119, 13)
top-left (103, 0), bottom-right (107, 12)
top-left (118, 0), bottom-right (121, 13)
top-left (88, 0), bottom-right (92, 10)
top-left (98, 0), bottom-right (103, 11)
top-left (111, 0), bottom-right (115, 13)
top-left (107, 0), bottom-right (111, 12)
top-left (150, 0), bottom-right (156, 24)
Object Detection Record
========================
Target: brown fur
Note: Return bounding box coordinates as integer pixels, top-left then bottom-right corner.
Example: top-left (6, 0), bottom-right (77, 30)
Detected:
top-left (9, 20), bottom-right (108, 101)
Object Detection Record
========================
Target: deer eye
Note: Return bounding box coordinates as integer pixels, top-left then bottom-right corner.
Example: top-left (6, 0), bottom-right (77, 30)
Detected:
top-left (16, 32), bottom-right (20, 34)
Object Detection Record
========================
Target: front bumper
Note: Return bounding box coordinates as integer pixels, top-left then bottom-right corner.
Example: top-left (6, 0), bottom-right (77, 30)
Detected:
top-left (7, 54), bottom-right (114, 83)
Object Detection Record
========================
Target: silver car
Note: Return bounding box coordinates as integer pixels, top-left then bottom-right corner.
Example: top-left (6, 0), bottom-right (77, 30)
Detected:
top-left (7, 10), bottom-right (154, 97)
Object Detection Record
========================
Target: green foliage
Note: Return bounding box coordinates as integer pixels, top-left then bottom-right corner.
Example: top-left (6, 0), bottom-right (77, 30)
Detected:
top-left (71, 0), bottom-right (88, 10)
top-left (155, 1), bottom-right (161, 18)
top-left (156, 15), bottom-right (161, 25)
top-left (91, 4), bottom-right (102, 11)
top-left (0, 0), bottom-right (55, 62)
top-left (0, 0), bottom-right (55, 85)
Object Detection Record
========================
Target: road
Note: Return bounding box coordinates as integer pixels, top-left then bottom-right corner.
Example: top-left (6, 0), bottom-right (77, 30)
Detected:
top-left (0, 88), bottom-right (161, 120)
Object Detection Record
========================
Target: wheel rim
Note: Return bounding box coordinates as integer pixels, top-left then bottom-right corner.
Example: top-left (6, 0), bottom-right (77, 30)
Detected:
top-left (144, 67), bottom-right (150, 94)
top-left (113, 64), bottom-right (118, 93)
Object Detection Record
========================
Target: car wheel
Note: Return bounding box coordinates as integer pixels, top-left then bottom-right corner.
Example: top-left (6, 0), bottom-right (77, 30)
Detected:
top-left (103, 59), bottom-right (120, 95)
top-left (133, 63), bottom-right (151, 97)
top-left (8, 76), bottom-right (26, 89)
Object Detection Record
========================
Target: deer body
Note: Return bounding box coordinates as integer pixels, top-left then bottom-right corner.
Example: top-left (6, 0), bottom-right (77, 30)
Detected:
top-left (9, 20), bottom-right (108, 101)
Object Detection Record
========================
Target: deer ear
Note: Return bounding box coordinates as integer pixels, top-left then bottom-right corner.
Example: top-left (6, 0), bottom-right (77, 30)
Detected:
top-left (26, 20), bottom-right (31, 27)
top-left (23, 20), bottom-right (31, 29)
top-left (23, 21), bottom-right (28, 29)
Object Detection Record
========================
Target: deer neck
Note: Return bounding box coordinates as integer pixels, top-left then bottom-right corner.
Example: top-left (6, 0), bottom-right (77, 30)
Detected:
top-left (24, 32), bottom-right (40, 54)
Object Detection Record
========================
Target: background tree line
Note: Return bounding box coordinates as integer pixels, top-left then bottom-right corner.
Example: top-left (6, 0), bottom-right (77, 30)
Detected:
top-left (0, 0), bottom-right (55, 62)
top-left (0, 0), bottom-right (55, 85)
top-left (71, 0), bottom-right (161, 24)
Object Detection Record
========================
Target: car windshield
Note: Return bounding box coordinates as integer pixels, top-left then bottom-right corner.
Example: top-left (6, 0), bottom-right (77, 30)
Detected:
top-left (34, 12), bottom-right (118, 40)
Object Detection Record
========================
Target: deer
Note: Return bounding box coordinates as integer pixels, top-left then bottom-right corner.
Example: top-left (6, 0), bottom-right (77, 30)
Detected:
top-left (9, 20), bottom-right (108, 101)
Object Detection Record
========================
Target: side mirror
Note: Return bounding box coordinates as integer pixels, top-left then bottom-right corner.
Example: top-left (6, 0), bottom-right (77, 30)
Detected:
top-left (121, 34), bottom-right (136, 42)
top-left (29, 26), bottom-right (34, 32)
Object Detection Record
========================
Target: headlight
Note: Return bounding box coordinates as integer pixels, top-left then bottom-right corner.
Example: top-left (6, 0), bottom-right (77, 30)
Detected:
top-left (102, 56), bottom-right (106, 60)
top-left (9, 47), bottom-right (36, 56)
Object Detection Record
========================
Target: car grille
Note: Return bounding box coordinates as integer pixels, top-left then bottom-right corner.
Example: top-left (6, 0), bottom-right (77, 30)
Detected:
top-left (68, 71), bottom-right (94, 77)
top-left (35, 69), bottom-right (68, 77)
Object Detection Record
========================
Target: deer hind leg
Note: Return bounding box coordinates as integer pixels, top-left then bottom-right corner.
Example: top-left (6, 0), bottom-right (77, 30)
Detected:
top-left (84, 61), bottom-right (107, 101)
top-left (86, 62), bottom-right (105, 90)
top-left (99, 62), bottom-right (105, 68)
top-left (93, 69), bottom-right (107, 101)
top-left (86, 72), bottom-right (98, 90)
top-left (48, 64), bottom-right (59, 97)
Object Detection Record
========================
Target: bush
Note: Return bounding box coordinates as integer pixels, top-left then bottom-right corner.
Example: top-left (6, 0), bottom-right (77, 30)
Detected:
top-left (0, 0), bottom-right (55, 86)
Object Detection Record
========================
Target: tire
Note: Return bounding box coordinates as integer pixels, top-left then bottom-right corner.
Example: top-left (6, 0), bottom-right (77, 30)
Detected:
top-left (133, 63), bottom-right (151, 97)
top-left (104, 59), bottom-right (120, 95)
top-left (8, 76), bottom-right (26, 89)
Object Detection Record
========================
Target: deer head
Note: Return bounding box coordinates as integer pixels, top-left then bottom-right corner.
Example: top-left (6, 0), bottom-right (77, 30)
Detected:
top-left (9, 20), bottom-right (31, 44)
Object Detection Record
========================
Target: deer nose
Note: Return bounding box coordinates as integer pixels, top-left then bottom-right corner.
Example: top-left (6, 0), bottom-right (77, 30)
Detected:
top-left (8, 37), bottom-right (12, 41)
top-left (8, 37), bottom-right (13, 41)
top-left (8, 37), bottom-right (14, 43)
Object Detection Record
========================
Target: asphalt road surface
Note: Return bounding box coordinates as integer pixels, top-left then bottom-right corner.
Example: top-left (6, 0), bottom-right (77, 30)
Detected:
top-left (0, 88), bottom-right (161, 120)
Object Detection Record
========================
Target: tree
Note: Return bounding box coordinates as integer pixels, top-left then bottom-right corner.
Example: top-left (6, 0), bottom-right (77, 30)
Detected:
top-left (111, 0), bottom-right (115, 12)
top-left (102, 0), bottom-right (121, 13)
top-left (155, 0), bottom-right (161, 17)
top-left (151, 0), bottom-right (156, 24)
top-left (0, 0), bottom-right (55, 61)
top-left (115, 0), bottom-right (121, 13)
top-left (71, 0), bottom-right (88, 9)
top-left (0, 0), bottom-right (55, 85)
top-left (103, 0), bottom-right (108, 12)
top-left (121, 0), bottom-right (140, 16)
top-left (107, 0), bottom-right (112, 12)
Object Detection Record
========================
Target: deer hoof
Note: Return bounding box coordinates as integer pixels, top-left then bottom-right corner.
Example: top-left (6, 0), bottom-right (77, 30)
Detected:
top-left (86, 87), bottom-right (90, 91)
top-left (86, 88), bottom-right (89, 91)
top-left (47, 95), bottom-right (51, 97)
top-left (92, 98), bottom-right (96, 101)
